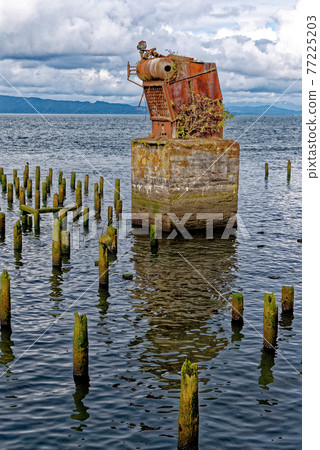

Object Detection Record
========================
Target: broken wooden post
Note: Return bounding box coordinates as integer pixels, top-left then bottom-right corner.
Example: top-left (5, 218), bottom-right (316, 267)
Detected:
top-left (83, 207), bottom-right (89, 230)
top-left (23, 170), bottom-right (28, 188)
top-left (84, 174), bottom-right (89, 194)
top-left (0, 270), bottom-right (11, 328)
top-left (15, 177), bottom-right (20, 196)
top-left (100, 176), bottom-right (104, 196)
top-left (150, 224), bottom-right (158, 252)
top-left (232, 293), bottom-right (244, 323)
top-left (13, 169), bottom-right (17, 183)
top-left (71, 172), bottom-right (76, 190)
top-left (108, 206), bottom-right (113, 226)
top-left (265, 163), bottom-right (268, 179)
top-left (42, 181), bottom-right (47, 204)
top-left (35, 190), bottom-right (40, 210)
top-left (263, 293), bottom-right (278, 350)
top-left (62, 178), bottom-right (66, 197)
top-left (58, 184), bottom-right (64, 207)
top-left (19, 186), bottom-right (26, 208)
top-left (27, 179), bottom-right (32, 198)
top-left (7, 183), bottom-right (13, 204)
top-left (106, 226), bottom-right (117, 253)
top-left (53, 193), bottom-right (59, 208)
top-left (0, 213), bottom-right (5, 239)
top-left (116, 199), bottom-right (122, 219)
top-left (99, 236), bottom-right (109, 287)
top-left (52, 218), bottom-right (61, 267)
top-left (34, 211), bottom-right (40, 233)
top-left (35, 166), bottom-right (40, 190)
top-left (13, 220), bottom-right (22, 252)
top-left (49, 168), bottom-right (53, 185)
top-left (76, 187), bottom-right (82, 207)
top-left (24, 164), bottom-right (29, 178)
top-left (58, 171), bottom-right (63, 185)
top-left (94, 191), bottom-right (101, 218)
top-left (46, 176), bottom-right (51, 195)
top-left (287, 160), bottom-right (291, 181)
top-left (178, 359), bottom-right (199, 450)
top-left (114, 179), bottom-right (120, 207)
top-left (2, 174), bottom-right (7, 192)
top-left (61, 230), bottom-right (70, 257)
top-left (281, 286), bottom-right (294, 313)
top-left (73, 312), bottom-right (89, 380)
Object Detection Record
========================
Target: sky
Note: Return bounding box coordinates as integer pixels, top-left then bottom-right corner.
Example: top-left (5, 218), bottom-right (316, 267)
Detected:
top-left (0, 0), bottom-right (302, 107)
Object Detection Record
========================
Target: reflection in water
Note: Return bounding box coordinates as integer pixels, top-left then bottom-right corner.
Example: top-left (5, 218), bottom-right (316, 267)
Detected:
top-left (129, 233), bottom-right (238, 387)
top-left (0, 326), bottom-right (14, 366)
top-left (96, 286), bottom-right (110, 321)
top-left (258, 348), bottom-right (275, 390)
top-left (14, 250), bottom-right (23, 269)
top-left (71, 378), bottom-right (90, 432)
top-left (231, 321), bottom-right (244, 344)
top-left (279, 311), bottom-right (294, 329)
top-left (49, 266), bottom-right (72, 304)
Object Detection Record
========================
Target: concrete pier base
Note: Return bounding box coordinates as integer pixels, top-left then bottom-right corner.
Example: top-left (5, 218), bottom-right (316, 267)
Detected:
top-left (131, 137), bottom-right (240, 232)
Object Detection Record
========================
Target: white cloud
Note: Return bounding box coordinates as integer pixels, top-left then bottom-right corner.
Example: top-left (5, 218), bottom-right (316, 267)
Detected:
top-left (0, 0), bottom-right (302, 105)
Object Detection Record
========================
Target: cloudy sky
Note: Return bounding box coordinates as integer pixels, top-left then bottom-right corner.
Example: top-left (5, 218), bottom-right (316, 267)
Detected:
top-left (0, 0), bottom-right (302, 107)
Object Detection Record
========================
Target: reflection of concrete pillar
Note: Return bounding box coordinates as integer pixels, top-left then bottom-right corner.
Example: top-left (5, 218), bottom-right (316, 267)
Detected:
top-left (132, 138), bottom-right (239, 231)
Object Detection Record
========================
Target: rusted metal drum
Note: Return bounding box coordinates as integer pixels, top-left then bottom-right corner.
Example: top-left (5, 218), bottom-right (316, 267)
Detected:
top-left (136, 57), bottom-right (177, 81)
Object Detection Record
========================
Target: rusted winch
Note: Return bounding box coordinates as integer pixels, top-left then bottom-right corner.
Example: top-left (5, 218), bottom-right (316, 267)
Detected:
top-left (128, 41), bottom-right (223, 139)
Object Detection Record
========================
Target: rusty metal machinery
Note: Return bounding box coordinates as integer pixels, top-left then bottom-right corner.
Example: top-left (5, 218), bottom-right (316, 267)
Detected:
top-left (128, 41), bottom-right (223, 139)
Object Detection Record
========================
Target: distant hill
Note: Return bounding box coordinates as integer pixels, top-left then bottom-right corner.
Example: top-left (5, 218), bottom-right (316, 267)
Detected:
top-left (226, 104), bottom-right (301, 116)
top-left (0, 95), bottom-right (145, 114)
top-left (0, 94), bottom-right (301, 116)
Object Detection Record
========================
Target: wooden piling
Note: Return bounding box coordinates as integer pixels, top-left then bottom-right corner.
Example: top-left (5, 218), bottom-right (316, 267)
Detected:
top-left (21, 215), bottom-right (27, 231)
top-left (114, 179), bottom-right (120, 207)
top-left (53, 193), bottom-right (59, 208)
top-left (34, 211), bottom-right (40, 233)
top-left (232, 293), bottom-right (244, 323)
top-left (84, 174), bottom-right (89, 194)
top-left (13, 169), bottom-right (17, 183)
top-left (35, 166), bottom-right (40, 190)
top-left (281, 286), bottom-right (294, 312)
top-left (108, 206), bottom-right (113, 226)
top-left (62, 178), bottom-right (66, 197)
top-left (76, 187), bottom-right (82, 207)
top-left (42, 182), bottom-right (47, 203)
top-left (46, 176), bottom-right (51, 194)
top-left (94, 191), bottom-right (101, 218)
top-left (265, 163), bottom-right (268, 179)
top-left (58, 171), bottom-right (63, 185)
top-left (19, 186), bottom-right (26, 208)
top-left (24, 164), bottom-right (29, 178)
top-left (52, 218), bottom-right (61, 267)
top-left (7, 183), bottom-right (13, 204)
top-left (116, 199), bottom-right (122, 218)
top-left (61, 230), bottom-right (70, 256)
top-left (0, 168), bottom-right (3, 180)
top-left (35, 190), bottom-right (40, 210)
top-left (100, 176), bottom-right (104, 196)
top-left (23, 170), bottom-right (28, 188)
top-left (49, 168), bottom-right (53, 185)
top-left (263, 293), bottom-right (278, 350)
top-left (287, 160), bottom-right (291, 181)
top-left (0, 213), bottom-right (5, 239)
top-left (178, 359), bottom-right (199, 450)
top-left (13, 220), bottom-right (22, 252)
top-left (83, 207), bottom-right (89, 230)
top-left (106, 226), bottom-right (117, 253)
top-left (71, 172), bottom-right (76, 190)
top-left (73, 312), bottom-right (89, 380)
top-left (15, 177), bottom-right (20, 196)
top-left (150, 224), bottom-right (158, 252)
top-left (0, 270), bottom-right (11, 328)
top-left (27, 179), bottom-right (32, 198)
top-left (58, 184), bottom-right (64, 206)
top-left (99, 236), bottom-right (109, 286)
top-left (2, 174), bottom-right (7, 192)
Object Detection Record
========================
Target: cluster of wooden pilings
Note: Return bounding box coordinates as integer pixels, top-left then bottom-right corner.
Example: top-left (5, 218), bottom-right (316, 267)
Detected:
top-left (265, 159), bottom-right (292, 181)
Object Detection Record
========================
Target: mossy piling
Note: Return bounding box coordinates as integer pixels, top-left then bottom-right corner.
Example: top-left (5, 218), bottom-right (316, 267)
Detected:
top-left (263, 293), bottom-right (278, 350)
top-left (265, 163), bottom-right (268, 179)
top-left (7, 183), bottom-right (13, 204)
top-left (0, 213), bottom-right (5, 239)
top-left (84, 174), bottom-right (89, 194)
top-left (13, 220), bottom-right (22, 252)
top-left (108, 206), bottom-right (113, 226)
top-left (232, 293), bottom-right (244, 323)
top-left (61, 230), bottom-right (70, 256)
top-left (35, 190), bottom-right (40, 210)
top-left (73, 312), bottom-right (89, 380)
top-left (52, 218), bottom-right (62, 267)
top-left (83, 207), bottom-right (89, 230)
top-left (106, 226), bottom-right (117, 253)
top-left (0, 270), bottom-right (11, 328)
top-left (178, 359), bottom-right (199, 450)
top-left (281, 286), bottom-right (294, 312)
top-left (35, 166), bottom-right (40, 190)
top-left (27, 179), bottom-right (32, 198)
top-left (287, 160), bottom-right (291, 181)
top-left (99, 236), bottom-right (109, 287)
top-left (71, 172), bottom-right (76, 190)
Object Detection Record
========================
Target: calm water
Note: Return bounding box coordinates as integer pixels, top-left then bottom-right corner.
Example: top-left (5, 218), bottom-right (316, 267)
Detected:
top-left (0, 115), bottom-right (301, 449)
